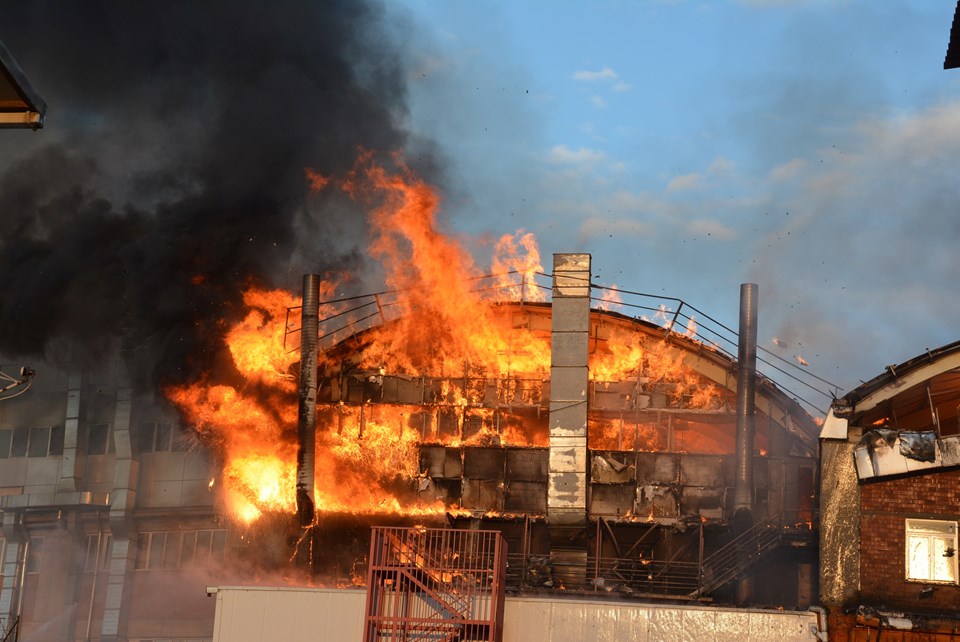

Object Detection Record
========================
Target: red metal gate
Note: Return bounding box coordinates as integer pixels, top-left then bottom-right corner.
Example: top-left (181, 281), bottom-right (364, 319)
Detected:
top-left (363, 526), bottom-right (507, 642)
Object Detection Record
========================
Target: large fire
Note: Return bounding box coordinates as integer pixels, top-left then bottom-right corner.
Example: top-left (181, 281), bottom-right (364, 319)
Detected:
top-left (167, 155), bottom-right (725, 524)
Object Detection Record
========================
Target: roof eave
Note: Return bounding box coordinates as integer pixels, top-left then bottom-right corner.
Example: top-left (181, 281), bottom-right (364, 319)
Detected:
top-left (0, 37), bottom-right (46, 130)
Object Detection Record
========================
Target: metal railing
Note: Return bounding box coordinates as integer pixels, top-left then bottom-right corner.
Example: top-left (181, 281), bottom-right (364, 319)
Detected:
top-left (364, 526), bottom-right (507, 642)
top-left (503, 514), bottom-right (808, 600)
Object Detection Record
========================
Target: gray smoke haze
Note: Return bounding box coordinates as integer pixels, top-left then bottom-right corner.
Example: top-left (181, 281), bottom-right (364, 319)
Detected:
top-left (0, 0), bottom-right (435, 386)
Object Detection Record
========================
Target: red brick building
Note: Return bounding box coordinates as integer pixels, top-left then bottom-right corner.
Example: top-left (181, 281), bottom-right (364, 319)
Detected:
top-left (820, 342), bottom-right (960, 641)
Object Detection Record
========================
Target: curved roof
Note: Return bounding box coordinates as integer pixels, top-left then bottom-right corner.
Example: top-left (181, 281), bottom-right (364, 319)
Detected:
top-left (321, 301), bottom-right (820, 453)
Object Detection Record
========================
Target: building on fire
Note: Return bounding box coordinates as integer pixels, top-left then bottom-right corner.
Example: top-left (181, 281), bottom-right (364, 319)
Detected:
top-left (0, 254), bottom-right (825, 641)
top-left (820, 342), bottom-right (960, 641)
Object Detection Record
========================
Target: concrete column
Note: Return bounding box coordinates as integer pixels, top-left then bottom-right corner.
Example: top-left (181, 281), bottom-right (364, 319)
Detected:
top-left (102, 388), bottom-right (138, 641)
top-left (100, 538), bottom-right (137, 642)
top-left (547, 254), bottom-right (591, 587)
top-left (57, 368), bottom-right (83, 493)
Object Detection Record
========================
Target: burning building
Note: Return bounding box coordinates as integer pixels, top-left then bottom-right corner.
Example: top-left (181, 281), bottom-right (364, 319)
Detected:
top-left (0, 131), bottom-right (825, 642)
top-left (0, 2), bottom-right (828, 640)
top-left (0, 248), bottom-right (823, 641)
top-left (287, 253), bottom-right (821, 602)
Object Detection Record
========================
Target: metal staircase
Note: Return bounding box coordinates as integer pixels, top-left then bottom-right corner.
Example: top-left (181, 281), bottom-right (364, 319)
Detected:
top-left (364, 527), bottom-right (507, 642)
top-left (695, 516), bottom-right (784, 598)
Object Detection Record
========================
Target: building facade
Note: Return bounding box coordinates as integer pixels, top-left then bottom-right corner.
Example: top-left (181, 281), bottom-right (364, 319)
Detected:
top-left (820, 341), bottom-right (960, 640)
top-left (0, 258), bottom-right (822, 640)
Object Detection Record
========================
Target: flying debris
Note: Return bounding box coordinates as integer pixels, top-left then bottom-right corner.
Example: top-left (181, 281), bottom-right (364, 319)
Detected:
top-left (772, 337), bottom-right (787, 349)
top-left (795, 355), bottom-right (810, 367)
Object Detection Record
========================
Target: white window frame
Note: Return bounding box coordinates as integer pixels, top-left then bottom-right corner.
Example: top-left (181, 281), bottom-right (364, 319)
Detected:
top-left (905, 518), bottom-right (958, 584)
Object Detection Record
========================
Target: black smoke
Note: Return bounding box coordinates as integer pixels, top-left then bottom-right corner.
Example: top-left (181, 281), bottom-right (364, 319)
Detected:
top-left (0, 0), bottom-right (430, 386)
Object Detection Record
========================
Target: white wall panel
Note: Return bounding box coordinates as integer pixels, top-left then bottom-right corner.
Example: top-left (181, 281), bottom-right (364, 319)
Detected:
top-left (210, 586), bottom-right (820, 642)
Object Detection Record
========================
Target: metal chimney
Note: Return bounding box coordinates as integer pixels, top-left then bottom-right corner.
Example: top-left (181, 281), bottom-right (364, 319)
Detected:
top-left (296, 274), bottom-right (320, 526)
top-left (733, 283), bottom-right (758, 515)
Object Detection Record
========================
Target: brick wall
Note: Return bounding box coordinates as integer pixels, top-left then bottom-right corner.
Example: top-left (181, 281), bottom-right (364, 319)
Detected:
top-left (859, 468), bottom-right (960, 612)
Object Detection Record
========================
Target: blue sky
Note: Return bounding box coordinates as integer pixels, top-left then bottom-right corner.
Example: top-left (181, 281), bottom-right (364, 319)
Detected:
top-left (388, 0), bottom-right (960, 404)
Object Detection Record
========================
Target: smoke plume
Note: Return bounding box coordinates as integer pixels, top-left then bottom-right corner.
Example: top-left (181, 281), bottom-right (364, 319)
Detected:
top-left (0, 0), bottom-right (429, 386)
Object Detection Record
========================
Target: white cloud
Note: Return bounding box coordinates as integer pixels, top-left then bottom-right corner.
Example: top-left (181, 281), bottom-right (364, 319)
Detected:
top-left (579, 216), bottom-right (653, 238)
top-left (667, 173), bottom-right (702, 192)
top-left (708, 156), bottom-right (736, 175)
top-left (590, 95), bottom-right (607, 108)
top-left (685, 219), bottom-right (737, 240)
top-left (769, 158), bottom-right (807, 182)
top-left (612, 81), bottom-right (631, 93)
top-left (572, 66), bottom-right (619, 82)
top-left (545, 144), bottom-right (606, 167)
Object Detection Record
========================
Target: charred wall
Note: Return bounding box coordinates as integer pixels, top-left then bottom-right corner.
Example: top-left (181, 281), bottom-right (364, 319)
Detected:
top-left (419, 444), bottom-right (813, 527)
top-left (819, 438), bottom-right (862, 609)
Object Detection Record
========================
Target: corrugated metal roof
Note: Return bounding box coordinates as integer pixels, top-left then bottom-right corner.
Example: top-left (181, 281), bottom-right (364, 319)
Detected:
top-left (0, 37), bottom-right (45, 129)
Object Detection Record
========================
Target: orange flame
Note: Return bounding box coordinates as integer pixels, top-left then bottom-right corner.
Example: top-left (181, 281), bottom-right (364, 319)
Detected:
top-left (166, 156), bottom-right (731, 524)
top-left (346, 155), bottom-right (551, 377)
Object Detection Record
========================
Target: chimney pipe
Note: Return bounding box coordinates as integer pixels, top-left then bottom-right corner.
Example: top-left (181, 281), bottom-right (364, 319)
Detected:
top-left (296, 274), bottom-right (320, 526)
top-left (734, 283), bottom-right (758, 516)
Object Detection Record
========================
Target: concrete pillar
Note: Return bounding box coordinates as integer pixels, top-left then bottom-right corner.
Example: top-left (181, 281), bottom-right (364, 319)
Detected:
top-left (102, 388), bottom-right (138, 642)
top-left (57, 369), bottom-right (83, 493)
top-left (100, 538), bottom-right (137, 642)
top-left (547, 253), bottom-right (591, 587)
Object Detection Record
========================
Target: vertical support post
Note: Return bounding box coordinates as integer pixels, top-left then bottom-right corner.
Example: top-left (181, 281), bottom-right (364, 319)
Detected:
top-left (57, 368), bottom-right (83, 493)
top-left (101, 387), bottom-right (138, 642)
top-left (734, 283), bottom-right (758, 516)
top-left (697, 521), bottom-right (705, 596)
top-left (734, 283), bottom-right (758, 606)
top-left (297, 274), bottom-right (320, 527)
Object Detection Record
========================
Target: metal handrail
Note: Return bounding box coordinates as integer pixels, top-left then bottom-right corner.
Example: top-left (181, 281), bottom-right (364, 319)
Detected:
top-left (696, 517), bottom-right (783, 596)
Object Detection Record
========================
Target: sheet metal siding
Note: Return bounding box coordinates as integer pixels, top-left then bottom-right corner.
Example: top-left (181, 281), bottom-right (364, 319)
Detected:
top-left (213, 587), bottom-right (366, 642)
top-left (502, 598), bottom-right (818, 642)
top-left (212, 587), bottom-right (819, 642)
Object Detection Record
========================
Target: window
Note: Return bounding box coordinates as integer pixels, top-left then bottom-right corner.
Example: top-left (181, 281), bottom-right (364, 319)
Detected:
top-left (83, 533), bottom-right (112, 572)
top-left (0, 427), bottom-right (64, 458)
top-left (0, 431), bottom-right (10, 460)
top-left (26, 537), bottom-right (43, 574)
top-left (10, 428), bottom-right (28, 458)
top-left (135, 530), bottom-right (227, 570)
top-left (27, 427), bottom-right (49, 458)
top-left (48, 425), bottom-right (64, 456)
top-left (83, 424), bottom-right (114, 455)
top-left (138, 422), bottom-right (188, 453)
top-left (906, 519), bottom-right (958, 583)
